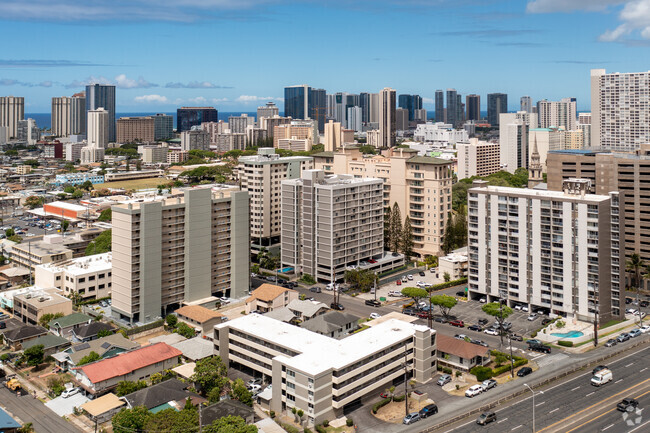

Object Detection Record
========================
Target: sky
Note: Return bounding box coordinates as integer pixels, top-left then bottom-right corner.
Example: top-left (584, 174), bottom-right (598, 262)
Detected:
top-left (1, 0), bottom-right (650, 113)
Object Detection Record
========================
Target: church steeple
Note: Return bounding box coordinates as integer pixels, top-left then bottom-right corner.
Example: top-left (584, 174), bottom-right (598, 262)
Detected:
top-left (528, 136), bottom-right (543, 188)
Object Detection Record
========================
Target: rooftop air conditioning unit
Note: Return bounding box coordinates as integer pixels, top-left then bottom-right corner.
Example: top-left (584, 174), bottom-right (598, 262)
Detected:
top-left (39, 296), bottom-right (47, 302)
top-left (25, 294), bottom-right (32, 299)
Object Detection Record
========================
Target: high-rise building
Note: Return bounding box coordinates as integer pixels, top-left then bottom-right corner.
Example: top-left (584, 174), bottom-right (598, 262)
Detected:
top-left (116, 117), bottom-right (155, 143)
top-left (85, 84), bottom-right (116, 142)
top-left (369, 93), bottom-right (380, 124)
top-left (537, 98), bottom-right (577, 130)
top-left (466, 94), bottom-right (480, 121)
top-left (591, 68), bottom-right (650, 151)
top-left (499, 111), bottom-right (537, 173)
top-left (215, 132), bottom-right (246, 153)
top-left (487, 93), bottom-right (508, 126)
top-left (228, 114), bottom-right (255, 134)
top-left (111, 186), bottom-right (250, 323)
top-left (578, 112), bottom-right (591, 147)
top-left (413, 122), bottom-right (469, 144)
top-left (284, 85), bottom-right (326, 132)
top-left (309, 88), bottom-right (327, 133)
top-left (326, 94), bottom-right (336, 120)
top-left (181, 128), bottom-right (210, 151)
top-left (379, 87), bottom-right (396, 147)
top-left (312, 147), bottom-right (453, 258)
top-left (257, 102), bottom-right (279, 120)
top-left (347, 106), bottom-right (362, 133)
top-left (273, 120), bottom-right (317, 148)
top-left (245, 127), bottom-right (268, 147)
top-left (398, 94), bottom-right (422, 121)
top-left (324, 120), bottom-right (342, 152)
top-left (413, 108), bottom-right (427, 122)
top-left (0, 96), bottom-right (24, 139)
top-left (237, 148), bottom-right (313, 254)
top-left (457, 93), bottom-right (464, 125)
top-left (359, 92), bottom-right (371, 123)
top-left (281, 170), bottom-right (384, 283)
top-left (16, 118), bottom-right (39, 145)
top-left (457, 138), bottom-right (500, 180)
top-left (467, 179), bottom-right (623, 321)
top-left (445, 89), bottom-right (458, 127)
top-left (153, 113), bottom-right (173, 140)
top-left (520, 96), bottom-right (532, 113)
top-left (80, 108), bottom-right (108, 164)
top-left (177, 107), bottom-right (218, 132)
top-left (52, 94), bottom-right (86, 137)
top-left (435, 90), bottom-right (444, 123)
top-left (395, 108), bottom-right (409, 131)
top-left (260, 115), bottom-right (292, 139)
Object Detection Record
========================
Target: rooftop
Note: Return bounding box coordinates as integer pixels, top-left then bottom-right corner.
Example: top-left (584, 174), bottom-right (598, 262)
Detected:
top-left (48, 312), bottom-right (93, 330)
top-left (1, 325), bottom-right (48, 342)
top-left (407, 155), bottom-right (452, 165)
top-left (246, 283), bottom-right (296, 303)
top-left (0, 407), bottom-right (21, 430)
top-left (15, 288), bottom-right (71, 309)
top-left (175, 305), bottom-right (223, 324)
top-left (37, 253), bottom-right (112, 276)
top-left (436, 334), bottom-right (489, 360)
top-left (171, 337), bottom-right (214, 361)
top-left (22, 334), bottom-right (70, 351)
top-left (81, 393), bottom-right (125, 418)
top-left (63, 334), bottom-right (140, 365)
top-left (44, 201), bottom-right (87, 212)
top-left (469, 182), bottom-right (611, 203)
top-left (123, 378), bottom-right (201, 410)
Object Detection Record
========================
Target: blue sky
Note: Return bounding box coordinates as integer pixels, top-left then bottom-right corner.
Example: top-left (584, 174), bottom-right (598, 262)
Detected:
top-left (1, 0), bottom-right (650, 113)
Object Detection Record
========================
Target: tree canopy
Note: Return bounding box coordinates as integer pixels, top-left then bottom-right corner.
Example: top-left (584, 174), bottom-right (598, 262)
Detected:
top-left (344, 268), bottom-right (377, 293)
top-left (115, 380), bottom-right (147, 397)
top-left (98, 208), bottom-right (112, 222)
top-left (23, 344), bottom-right (44, 366)
top-left (452, 168), bottom-right (529, 212)
top-left (85, 230), bottom-right (111, 255)
top-left (401, 287), bottom-right (428, 304)
top-left (77, 351), bottom-right (101, 366)
top-left (481, 302), bottom-right (513, 321)
top-left (230, 378), bottom-right (253, 407)
top-left (430, 294), bottom-right (458, 319)
top-left (181, 165), bottom-right (232, 184)
top-left (191, 356), bottom-right (228, 397)
top-left (24, 196), bottom-right (43, 209)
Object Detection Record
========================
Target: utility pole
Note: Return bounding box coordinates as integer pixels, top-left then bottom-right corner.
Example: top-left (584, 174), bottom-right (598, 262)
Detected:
top-left (508, 334), bottom-right (514, 378)
top-left (198, 402), bottom-right (203, 433)
top-left (403, 347), bottom-right (409, 417)
top-left (593, 301), bottom-right (599, 347)
top-left (374, 272), bottom-right (377, 302)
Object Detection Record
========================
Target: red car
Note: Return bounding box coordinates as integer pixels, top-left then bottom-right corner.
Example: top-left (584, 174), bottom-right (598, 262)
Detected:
top-left (449, 320), bottom-right (465, 328)
top-left (418, 311), bottom-right (429, 319)
top-left (396, 280), bottom-right (402, 285)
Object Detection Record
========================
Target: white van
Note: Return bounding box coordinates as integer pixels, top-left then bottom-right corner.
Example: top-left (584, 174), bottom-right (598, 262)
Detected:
top-left (591, 369), bottom-right (613, 386)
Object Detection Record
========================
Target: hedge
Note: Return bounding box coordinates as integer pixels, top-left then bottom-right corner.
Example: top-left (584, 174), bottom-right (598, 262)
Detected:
top-left (470, 352), bottom-right (529, 378)
top-left (378, 265), bottom-right (407, 278)
top-left (123, 319), bottom-right (165, 336)
top-left (372, 397), bottom-right (392, 414)
top-left (78, 296), bottom-right (111, 306)
top-left (558, 340), bottom-right (573, 347)
top-left (470, 366), bottom-right (493, 381)
top-left (430, 277), bottom-right (468, 292)
top-left (393, 394), bottom-right (406, 402)
top-left (281, 423), bottom-right (300, 433)
top-left (304, 428), bottom-right (313, 433)
top-left (315, 426), bottom-right (326, 433)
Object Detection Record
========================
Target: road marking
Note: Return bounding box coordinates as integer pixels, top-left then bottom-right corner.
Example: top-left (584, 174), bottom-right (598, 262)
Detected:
top-left (511, 426), bottom-right (522, 431)
top-left (615, 379), bottom-right (623, 383)
top-left (626, 362), bottom-right (635, 367)
top-left (549, 408), bottom-right (559, 413)
top-left (630, 417), bottom-right (650, 432)
top-left (585, 391), bottom-right (595, 397)
top-left (641, 367), bottom-right (648, 372)
top-left (536, 401), bottom-right (546, 406)
top-left (571, 386), bottom-right (581, 391)
top-left (602, 424), bottom-right (615, 431)
top-left (497, 418), bottom-right (508, 424)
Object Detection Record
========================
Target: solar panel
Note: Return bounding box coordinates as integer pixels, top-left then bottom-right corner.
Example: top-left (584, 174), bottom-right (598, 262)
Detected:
top-left (75, 343), bottom-right (90, 351)
top-left (101, 342), bottom-right (111, 349)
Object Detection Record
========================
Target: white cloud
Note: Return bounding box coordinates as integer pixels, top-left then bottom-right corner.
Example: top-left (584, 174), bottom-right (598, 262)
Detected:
top-left (165, 81), bottom-right (232, 89)
top-left (65, 75), bottom-right (113, 89)
top-left (115, 74), bottom-right (157, 89)
top-left (236, 95), bottom-right (281, 103)
top-left (134, 94), bottom-right (168, 104)
top-left (422, 97), bottom-right (434, 104)
top-left (526, 0), bottom-right (626, 13)
top-left (187, 96), bottom-right (208, 105)
top-left (211, 98), bottom-right (229, 103)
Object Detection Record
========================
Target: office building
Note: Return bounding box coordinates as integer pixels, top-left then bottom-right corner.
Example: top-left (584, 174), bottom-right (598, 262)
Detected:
top-left (547, 145), bottom-right (650, 290)
top-left (435, 90), bottom-right (444, 123)
top-left (281, 170), bottom-right (384, 282)
top-left (111, 186), bottom-right (250, 323)
top-left (324, 120), bottom-right (342, 152)
top-left (379, 87), bottom-right (396, 148)
top-left (445, 89), bottom-right (458, 127)
top-left (309, 88), bottom-right (327, 133)
top-left (16, 118), bottom-right (40, 145)
top-left (369, 93), bottom-right (380, 124)
top-left (591, 69), bottom-right (650, 151)
top-left (35, 253), bottom-right (112, 302)
top-left (52, 93), bottom-right (86, 137)
top-left (273, 121), bottom-right (317, 148)
top-left (153, 113), bottom-right (173, 140)
top-left (257, 102), bottom-right (279, 120)
top-left (260, 115), bottom-right (292, 139)
top-left (0, 96), bottom-right (24, 139)
top-left (228, 114), bottom-right (255, 134)
top-left (237, 148), bottom-right (313, 254)
top-left (215, 314), bottom-right (436, 426)
top-left (201, 120), bottom-right (229, 145)
top-left (66, 142), bottom-right (85, 162)
top-left (537, 98), bottom-right (577, 130)
top-left (467, 179), bottom-right (623, 321)
top-left (457, 93), bottom-right (464, 125)
top-left (499, 111), bottom-right (538, 173)
top-left (116, 117), bottom-right (155, 143)
top-left (487, 93), bottom-right (508, 126)
top-left (359, 92), bottom-right (371, 123)
top-left (80, 108), bottom-right (108, 164)
top-left (413, 122), bottom-right (469, 144)
top-left (347, 106), bottom-right (362, 133)
top-left (181, 128), bottom-right (210, 151)
top-left (312, 148), bottom-right (453, 258)
top-left (177, 107), bottom-right (218, 132)
top-left (398, 94), bottom-right (423, 121)
top-left (284, 85), bottom-right (326, 132)
top-left (520, 96), bottom-right (532, 113)
top-left (395, 108), bottom-right (409, 131)
top-left (457, 138), bottom-right (500, 180)
top-left (85, 84), bottom-right (115, 143)
top-left (414, 108), bottom-right (427, 122)
top-left (578, 113), bottom-right (591, 147)
top-left (245, 126), bottom-right (268, 146)
top-left (466, 94), bottom-right (480, 121)
top-left (138, 144), bottom-right (169, 164)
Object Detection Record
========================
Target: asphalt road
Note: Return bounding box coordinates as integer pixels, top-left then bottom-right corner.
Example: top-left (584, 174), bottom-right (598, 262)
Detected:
top-left (438, 343), bottom-right (650, 433)
top-left (0, 386), bottom-right (83, 433)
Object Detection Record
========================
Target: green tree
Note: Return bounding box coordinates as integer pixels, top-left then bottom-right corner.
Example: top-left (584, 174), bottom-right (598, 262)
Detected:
top-left (400, 216), bottom-right (414, 262)
top-left (71, 189), bottom-right (83, 199)
top-left (400, 287), bottom-right (428, 305)
top-left (24, 159), bottom-right (40, 167)
top-left (191, 356), bottom-right (228, 396)
top-left (204, 416), bottom-right (258, 433)
top-left (38, 312), bottom-right (64, 328)
top-left (344, 268), bottom-right (377, 293)
top-left (441, 215), bottom-right (455, 255)
top-left (359, 145), bottom-right (377, 155)
top-left (61, 220), bottom-right (69, 234)
top-left (77, 351), bottom-right (102, 366)
top-left (626, 253), bottom-right (645, 290)
top-left (85, 230), bottom-right (111, 255)
top-left (166, 314), bottom-right (178, 328)
top-left (23, 344), bottom-right (44, 366)
top-left (4, 149), bottom-right (18, 156)
top-left (0, 255), bottom-right (7, 266)
top-left (430, 294), bottom-right (458, 319)
top-left (230, 378), bottom-right (253, 406)
top-left (97, 328), bottom-right (113, 338)
top-left (482, 302), bottom-right (513, 344)
top-left (454, 212), bottom-right (467, 248)
top-left (443, 272), bottom-right (451, 282)
top-left (8, 235), bottom-right (22, 243)
top-left (17, 423), bottom-right (34, 433)
top-left (390, 203), bottom-right (402, 253)
top-left (5, 228), bottom-right (15, 238)
top-left (80, 180), bottom-right (94, 191)
top-left (144, 406), bottom-right (198, 433)
top-left (63, 186), bottom-right (75, 194)
top-left (423, 255), bottom-right (438, 269)
top-left (24, 196), bottom-right (43, 209)
top-left (112, 406), bottom-right (152, 433)
top-left (98, 208), bottom-right (112, 221)
top-left (384, 206), bottom-right (393, 249)
top-left (115, 380), bottom-right (148, 397)
top-left (174, 322), bottom-right (195, 338)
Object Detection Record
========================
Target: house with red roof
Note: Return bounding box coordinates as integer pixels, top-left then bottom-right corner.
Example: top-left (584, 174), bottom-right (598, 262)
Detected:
top-left (72, 342), bottom-right (182, 394)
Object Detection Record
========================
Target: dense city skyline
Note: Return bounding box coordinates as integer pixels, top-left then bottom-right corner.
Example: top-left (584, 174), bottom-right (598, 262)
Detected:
top-left (1, 0), bottom-right (650, 112)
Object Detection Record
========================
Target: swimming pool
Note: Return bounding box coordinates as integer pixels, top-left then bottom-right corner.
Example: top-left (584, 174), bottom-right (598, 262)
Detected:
top-left (278, 267), bottom-right (294, 273)
top-left (551, 330), bottom-right (584, 338)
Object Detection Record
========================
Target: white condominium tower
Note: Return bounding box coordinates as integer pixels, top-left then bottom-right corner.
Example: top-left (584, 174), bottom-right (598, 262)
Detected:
top-left (0, 96), bottom-right (24, 139)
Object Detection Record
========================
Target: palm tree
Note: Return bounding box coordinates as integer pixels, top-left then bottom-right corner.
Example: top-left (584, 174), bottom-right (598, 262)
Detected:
top-left (626, 253), bottom-right (645, 326)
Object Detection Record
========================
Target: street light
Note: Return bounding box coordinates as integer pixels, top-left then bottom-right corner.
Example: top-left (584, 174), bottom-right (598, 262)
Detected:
top-left (524, 384), bottom-right (543, 433)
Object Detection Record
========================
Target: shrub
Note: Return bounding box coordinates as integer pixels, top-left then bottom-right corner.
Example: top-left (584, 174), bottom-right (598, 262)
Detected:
top-left (315, 426), bottom-right (326, 433)
top-left (270, 411), bottom-right (275, 418)
top-left (531, 331), bottom-right (537, 338)
top-left (470, 366), bottom-right (493, 381)
top-left (558, 340), bottom-right (573, 347)
top-left (372, 398), bottom-right (392, 414)
top-left (443, 367), bottom-right (453, 374)
top-left (393, 394), bottom-right (406, 402)
top-left (456, 384), bottom-right (460, 390)
top-left (455, 371), bottom-right (462, 377)
top-left (436, 365), bottom-right (442, 371)
top-left (556, 320), bottom-right (566, 329)
top-left (322, 420), bottom-right (329, 427)
top-left (346, 418), bottom-right (354, 427)
top-left (281, 423), bottom-right (300, 433)
top-left (304, 428), bottom-right (313, 433)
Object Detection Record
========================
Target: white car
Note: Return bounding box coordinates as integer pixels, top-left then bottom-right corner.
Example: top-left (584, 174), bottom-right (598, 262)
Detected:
top-left (219, 297), bottom-right (230, 304)
top-left (465, 384), bottom-right (483, 397)
top-left (514, 305), bottom-right (522, 311)
top-left (522, 306), bottom-right (529, 312)
top-left (527, 313), bottom-right (538, 321)
top-left (407, 274), bottom-right (414, 280)
top-left (388, 291), bottom-right (403, 297)
top-left (639, 325), bottom-right (650, 334)
top-left (484, 328), bottom-right (499, 336)
top-left (416, 281), bottom-right (426, 288)
top-left (61, 388), bottom-right (80, 399)
top-left (248, 384), bottom-right (262, 394)
top-left (479, 297), bottom-right (487, 303)
top-left (370, 313), bottom-right (381, 320)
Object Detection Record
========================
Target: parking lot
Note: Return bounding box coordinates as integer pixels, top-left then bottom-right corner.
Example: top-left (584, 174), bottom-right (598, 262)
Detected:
top-left (44, 391), bottom-right (89, 416)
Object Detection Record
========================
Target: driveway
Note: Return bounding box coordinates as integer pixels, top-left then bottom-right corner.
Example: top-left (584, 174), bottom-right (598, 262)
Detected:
top-left (45, 393), bottom-right (89, 417)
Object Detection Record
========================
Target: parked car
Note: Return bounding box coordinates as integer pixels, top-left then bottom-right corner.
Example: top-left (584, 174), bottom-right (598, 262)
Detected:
top-left (529, 344), bottom-right (551, 354)
top-left (365, 299), bottom-right (381, 307)
top-left (407, 274), bottom-right (413, 280)
top-left (309, 286), bottom-right (321, 293)
top-left (403, 412), bottom-right (421, 425)
top-left (629, 328), bottom-right (642, 338)
top-left (454, 334), bottom-right (468, 340)
top-left (61, 388), bottom-right (80, 399)
top-left (639, 325), bottom-right (650, 334)
top-left (419, 271), bottom-right (426, 277)
top-left (617, 333), bottom-right (630, 342)
top-left (481, 379), bottom-right (497, 391)
top-left (484, 328), bottom-right (499, 336)
top-left (456, 291), bottom-right (466, 297)
top-left (617, 398), bottom-right (639, 412)
top-left (465, 384), bottom-right (483, 397)
top-left (476, 412), bottom-right (497, 425)
top-left (478, 318), bottom-right (489, 326)
top-left (369, 313), bottom-right (381, 320)
top-left (402, 308), bottom-right (416, 316)
top-left (479, 297), bottom-right (487, 303)
top-left (419, 403), bottom-right (438, 418)
top-left (449, 320), bottom-right (464, 328)
top-left (527, 313), bottom-right (538, 321)
top-left (402, 277), bottom-right (408, 283)
top-left (604, 339), bottom-right (617, 347)
top-left (433, 316), bottom-right (448, 323)
top-left (248, 384), bottom-right (262, 394)
top-left (517, 367), bottom-right (533, 377)
top-left (468, 324), bottom-right (483, 332)
top-left (527, 339), bottom-right (542, 346)
top-left (388, 290), bottom-right (402, 296)
top-left (0, 321), bottom-right (6, 329)
top-left (219, 297), bottom-right (230, 304)
top-left (542, 318), bottom-right (552, 326)
top-left (396, 280), bottom-right (402, 286)
top-left (330, 303), bottom-right (345, 311)
top-left (510, 334), bottom-right (523, 342)
top-left (246, 378), bottom-right (262, 388)
top-left (514, 305), bottom-right (522, 311)
top-left (437, 374), bottom-right (452, 386)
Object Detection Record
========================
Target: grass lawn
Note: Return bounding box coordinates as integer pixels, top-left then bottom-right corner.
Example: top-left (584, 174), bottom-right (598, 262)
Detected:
top-left (95, 177), bottom-right (167, 190)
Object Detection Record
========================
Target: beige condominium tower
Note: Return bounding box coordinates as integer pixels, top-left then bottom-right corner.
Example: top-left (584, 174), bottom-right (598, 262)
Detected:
top-left (111, 186), bottom-right (250, 324)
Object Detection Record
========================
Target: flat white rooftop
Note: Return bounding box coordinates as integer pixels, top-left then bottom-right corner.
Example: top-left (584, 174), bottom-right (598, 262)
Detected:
top-left (470, 185), bottom-right (611, 202)
top-left (37, 252), bottom-right (111, 276)
top-left (216, 314), bottom-right (429, 376)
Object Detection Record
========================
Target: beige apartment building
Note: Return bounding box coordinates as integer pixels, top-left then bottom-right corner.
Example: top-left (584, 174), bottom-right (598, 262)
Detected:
top-left (10, 237), bottom-right (74, 271)
top-left (111, 186), bottom-right (250, 323)
top-left (236, 148), bottom-right (313, 254)
top-left (547, 145), bottom-right (650, 290)
top-left (273, 121), bottom-right (318, 148)
top-left (312, 146), bottom-right (453, 258)
top-left (13, 287), bottom-right (73, 325)
top-left (457, 138), bottom-right (500, 180)
top-left (35, 253), bottom-right (112, 302)
top-left (116, 117), bottom-right (155, 143)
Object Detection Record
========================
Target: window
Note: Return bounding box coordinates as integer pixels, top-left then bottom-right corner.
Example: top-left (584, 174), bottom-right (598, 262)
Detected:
top-left (56, 276), bottom-right (61, 281)
top-left (99, 273), bottom-right (105, 279)
top-left (78, 278), bottom-right (85, 283)
top-left (287, 382), bottom-right (295, 389)
top-left (287, 369), bottom-right (295, 378)
top-left (89, 275), bottom-right (95, 281)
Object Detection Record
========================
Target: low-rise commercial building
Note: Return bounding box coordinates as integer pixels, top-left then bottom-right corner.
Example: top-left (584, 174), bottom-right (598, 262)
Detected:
top-left (35, 253), bottom-right (112, 302)
top-left (10, 236), bottom-right (74, 270)
top-left (214, 314), bottom-right (436, 426)
top-left (51, 173), bottom-right (105, 187)
top-left (13, 287), bottom-right (73, 325)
